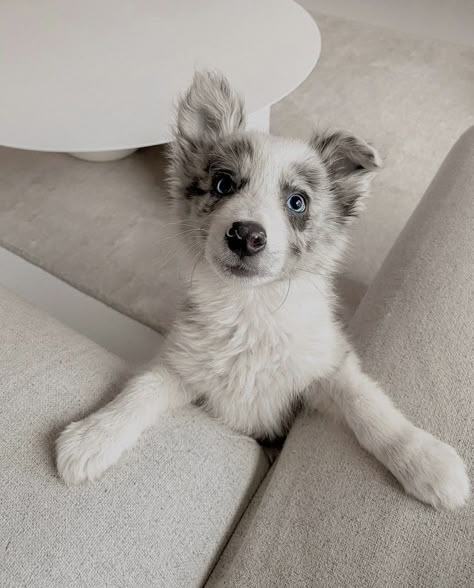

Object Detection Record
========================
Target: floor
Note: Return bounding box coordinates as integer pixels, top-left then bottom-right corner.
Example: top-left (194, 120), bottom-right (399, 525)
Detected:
top-left (303, 0), bottom-right (474, 47)
top-left (0, 247), bottom-right (162, 364)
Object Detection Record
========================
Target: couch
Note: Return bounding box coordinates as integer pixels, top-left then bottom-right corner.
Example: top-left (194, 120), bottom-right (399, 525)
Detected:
top-left (1, 128), bottom-right (473, 587)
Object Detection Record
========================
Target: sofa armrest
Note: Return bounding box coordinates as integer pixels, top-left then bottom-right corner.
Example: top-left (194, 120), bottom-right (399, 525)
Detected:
top-left (0, 287), bottom-right (268, 587)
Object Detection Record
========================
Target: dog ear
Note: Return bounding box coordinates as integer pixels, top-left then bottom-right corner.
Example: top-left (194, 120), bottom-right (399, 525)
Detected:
top-left (175, 70), bottom-right (245, 146)
top-left (311, 129), bottom-right (382, 221)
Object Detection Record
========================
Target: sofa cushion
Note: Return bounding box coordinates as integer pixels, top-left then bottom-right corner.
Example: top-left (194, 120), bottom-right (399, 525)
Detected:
top-left (0, 287), bottom-right (268, 587)
top-left (206, 129), bottom-right (474, 587)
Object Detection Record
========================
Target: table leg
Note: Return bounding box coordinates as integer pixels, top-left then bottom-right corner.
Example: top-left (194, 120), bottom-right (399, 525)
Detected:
top-left (68, 106), bottom-right (271, 163)
top-left (68, 148), bottom-right (137, 162)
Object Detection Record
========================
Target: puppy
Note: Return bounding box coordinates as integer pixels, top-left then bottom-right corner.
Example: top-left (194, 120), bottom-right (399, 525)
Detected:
top-left (57, 71), bottom-right (469, 509)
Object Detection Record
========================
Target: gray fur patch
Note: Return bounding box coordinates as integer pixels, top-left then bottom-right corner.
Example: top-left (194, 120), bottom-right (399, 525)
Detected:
top-left (208, 136), bottom-right (254, 180)
top-left (185, 179), bottom-right (207, 199)
top-left (310, 129), bottom-right (381, 223)
top-left (291, 243), bottom-right (302, 257)
top-left (290, 161), bottom-right (322, 192)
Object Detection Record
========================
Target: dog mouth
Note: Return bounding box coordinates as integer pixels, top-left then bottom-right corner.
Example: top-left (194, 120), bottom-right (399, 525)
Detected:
top-left (210, 255), bottom-right (262, 280)
top-left (223, 262), bottom-right (260, 278)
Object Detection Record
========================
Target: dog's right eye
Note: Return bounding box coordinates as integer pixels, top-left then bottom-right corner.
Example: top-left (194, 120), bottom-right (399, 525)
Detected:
top-left (215, 174), bottom-right (235, 195)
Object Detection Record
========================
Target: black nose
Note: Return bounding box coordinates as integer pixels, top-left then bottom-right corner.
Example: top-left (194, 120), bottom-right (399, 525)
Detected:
top-left (225, 221), bottom-right (267, 257)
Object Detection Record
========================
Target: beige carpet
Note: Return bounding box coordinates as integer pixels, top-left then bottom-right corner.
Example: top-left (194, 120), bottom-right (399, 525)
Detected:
top-left (1, 10), bottom-right (473, 333)
top-left (0, 145), bottom-right (182, 333)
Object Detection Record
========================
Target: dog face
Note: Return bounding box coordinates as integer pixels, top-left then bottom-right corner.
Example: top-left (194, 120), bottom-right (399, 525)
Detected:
top-left (169, 71), bottom-right (381, 284)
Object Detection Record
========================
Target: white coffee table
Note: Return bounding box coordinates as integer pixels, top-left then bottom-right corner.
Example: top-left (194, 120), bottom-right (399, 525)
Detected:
top-left (0, 0), bottom-right (320, 161)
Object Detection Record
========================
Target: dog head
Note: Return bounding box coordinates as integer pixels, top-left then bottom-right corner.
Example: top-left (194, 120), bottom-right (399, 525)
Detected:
top-left (168, 70), bottom-right (381, 285)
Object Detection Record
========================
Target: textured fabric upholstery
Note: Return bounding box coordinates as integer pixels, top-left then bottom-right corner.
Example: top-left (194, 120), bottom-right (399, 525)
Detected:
top-left (207, 130), bottom-right (474, 587)
top-left (0, 288), bottom-right (268, 587)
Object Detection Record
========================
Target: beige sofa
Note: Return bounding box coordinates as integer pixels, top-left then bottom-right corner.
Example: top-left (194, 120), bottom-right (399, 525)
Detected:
top-left (1, 128), bottom-right (473, 587)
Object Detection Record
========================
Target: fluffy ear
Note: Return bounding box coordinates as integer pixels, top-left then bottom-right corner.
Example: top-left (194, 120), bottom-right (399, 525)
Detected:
top-left (311, 129), bottom-right (382, 221)
top-left (175, 70), bottom-right (245, 146)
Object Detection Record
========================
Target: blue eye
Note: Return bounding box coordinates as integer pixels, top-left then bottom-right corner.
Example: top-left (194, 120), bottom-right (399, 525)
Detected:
top-left (287, 193), bottom-right (306, 213)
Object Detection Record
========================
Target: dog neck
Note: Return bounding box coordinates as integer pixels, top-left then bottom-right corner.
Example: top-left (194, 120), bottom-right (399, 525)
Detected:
top-left (185, 260), bottom-right (333, 321)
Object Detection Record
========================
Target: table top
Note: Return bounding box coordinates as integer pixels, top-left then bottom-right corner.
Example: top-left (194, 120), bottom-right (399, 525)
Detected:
top-left (0, 0), bottom-right (320, 153)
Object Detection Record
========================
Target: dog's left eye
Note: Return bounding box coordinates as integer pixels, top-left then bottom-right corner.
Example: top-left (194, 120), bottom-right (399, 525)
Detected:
top-left (215, 174), bottom-right (235, 195)
top-left (287, 193), bottom-right (306, 213)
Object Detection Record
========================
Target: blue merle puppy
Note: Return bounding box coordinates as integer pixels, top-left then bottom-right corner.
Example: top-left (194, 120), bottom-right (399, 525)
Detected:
top-left (57, 71), bottom-right (469, 510)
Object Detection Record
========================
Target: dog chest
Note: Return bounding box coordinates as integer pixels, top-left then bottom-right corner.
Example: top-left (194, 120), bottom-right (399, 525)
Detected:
top-left (165, 292), bottom-right (337, 437)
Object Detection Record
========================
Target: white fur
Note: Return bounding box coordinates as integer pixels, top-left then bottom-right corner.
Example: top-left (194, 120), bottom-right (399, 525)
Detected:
top-left (57, 369), bottom-right (186, 485)
top-left (165, 270), bottom-right (340, 438)
top-left (312, 352), bottom-right (470, 509)
top-left (56, 72), bottom-right (470, 509)
top-left (56, 271), bottom-right (470, 508)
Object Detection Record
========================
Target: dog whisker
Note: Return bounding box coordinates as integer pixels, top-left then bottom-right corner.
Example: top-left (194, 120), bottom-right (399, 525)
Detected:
top-left (158, 223), bottom-right (203, 232)
top-left (174, 242), bottom-right (202, 283)
top-left (303, 276), bottom-right (325, 298)
top-left (271, 278), bottom-right (292, 313)
top-left (156, 219), bottom-right (202, 229)
top-left (296, 266), bottom-right (327, 279)
top-left (153, 249), bottom-right (181, 272)
top-left (151, 228), bottom-right (204, 248)
top-left (188, 252), bottom-right (204, 288)
top-left (152, 238), bottom-right (197, 272)
top-left (156, 240), bottom-right (200, 279)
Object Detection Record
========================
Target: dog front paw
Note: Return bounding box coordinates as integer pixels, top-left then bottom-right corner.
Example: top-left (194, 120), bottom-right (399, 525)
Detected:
top-left (56, 415), bottom-right (129, 485)
top-left (392, 428), bottom-right (470, 509)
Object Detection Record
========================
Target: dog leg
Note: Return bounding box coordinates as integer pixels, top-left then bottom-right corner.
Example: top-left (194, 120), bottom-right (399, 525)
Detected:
top-left (56, 365), bottom-right (186, 485)
top-left (313, 350), bottom-right (470, 509)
